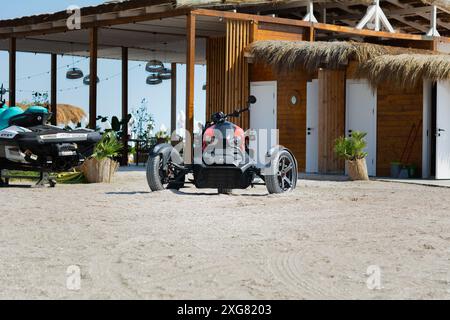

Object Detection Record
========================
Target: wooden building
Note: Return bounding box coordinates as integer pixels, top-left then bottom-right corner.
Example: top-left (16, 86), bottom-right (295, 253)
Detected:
top-left (0, 0), bottom-right (449, 177)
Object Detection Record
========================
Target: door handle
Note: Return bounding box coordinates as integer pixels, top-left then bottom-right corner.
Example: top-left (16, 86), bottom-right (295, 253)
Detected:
top-left (437, 128), bottom-right (445, 137)
top-left (438, 128), bottom-right (445, 132)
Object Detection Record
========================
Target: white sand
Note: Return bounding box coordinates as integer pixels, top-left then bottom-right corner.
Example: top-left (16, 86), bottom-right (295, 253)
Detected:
top-left (0, 169), bottom-right (449, 299)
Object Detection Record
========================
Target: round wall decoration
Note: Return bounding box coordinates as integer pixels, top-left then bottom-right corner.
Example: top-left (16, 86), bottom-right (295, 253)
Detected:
top-left (288, 90), bottom-right (300, 107)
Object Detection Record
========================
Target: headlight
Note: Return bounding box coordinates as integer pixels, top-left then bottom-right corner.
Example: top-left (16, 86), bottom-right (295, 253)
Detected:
top-left (227, 134), bottom-right (242, 147)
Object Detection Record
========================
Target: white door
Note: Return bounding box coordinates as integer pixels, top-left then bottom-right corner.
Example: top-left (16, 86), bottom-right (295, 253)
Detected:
top-left (346, 80), bottom-right (377, 176)
top-left (306, 79), bottom-right (319, 173)
top-left (250, 81), bottom-right (277, 166)
top-left (436, 81), bottom-right (450, 179)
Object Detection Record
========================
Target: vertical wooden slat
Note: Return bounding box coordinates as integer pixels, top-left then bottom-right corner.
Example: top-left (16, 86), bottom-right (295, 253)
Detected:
top-left (185, 13), bottom-right (196, 164)
top-left (89, 27), bottom-right (98, 129)
top-left (50, 53), bottom-right (57, 125)
top-left (9, 37), bottom-right (16, 107)
top-left (171, 62), bottom-right (177, 135)
top-left (318, 68), bottom-right (346, 174)
top-left (121, 47), bottom-right (129, 166)
top-left (223, 19), bottom-right (251, 129)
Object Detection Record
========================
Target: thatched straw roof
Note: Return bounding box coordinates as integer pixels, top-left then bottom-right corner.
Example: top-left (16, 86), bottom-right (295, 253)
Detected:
top-left (357, 54), bottom-right (450, 88)
top-left (15, 103), bottom-right (86, 125)
top-left (250, 40), bottom-right (449, 87)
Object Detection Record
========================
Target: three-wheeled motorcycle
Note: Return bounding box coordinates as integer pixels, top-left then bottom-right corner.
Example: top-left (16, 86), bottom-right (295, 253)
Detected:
top-left (146, 96), bottom-right (298, 194)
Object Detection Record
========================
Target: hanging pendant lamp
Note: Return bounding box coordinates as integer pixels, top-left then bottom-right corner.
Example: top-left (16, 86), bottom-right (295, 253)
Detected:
top-left (146, 74), bottom-right (162, 85)
top-left (146, 60), bottom-right (164, 73)
top-left (158, 67), bottom-right (172, 80)
top-left (83, 74), bottom-right (100, 85)
top-left (66, 43), bottom-right (84, 80)
top-left (66, 67), bottom-right (84, 80)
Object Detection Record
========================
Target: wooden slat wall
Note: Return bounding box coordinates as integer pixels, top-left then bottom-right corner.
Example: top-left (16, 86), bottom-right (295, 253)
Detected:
top-left (224, 19), bottom-right (251, 129)
top-left (250, 63), bottom-right (308, 171)
top-left (206, 36), bottom-right (226, 121)
top-left (318, 68), bottom-right (346, 174)
top-left (377, 83), bottom-right (423, 176)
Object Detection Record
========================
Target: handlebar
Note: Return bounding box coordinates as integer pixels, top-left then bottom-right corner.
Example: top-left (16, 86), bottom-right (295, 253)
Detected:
top-left (225, 107), bottom-right (249, 118)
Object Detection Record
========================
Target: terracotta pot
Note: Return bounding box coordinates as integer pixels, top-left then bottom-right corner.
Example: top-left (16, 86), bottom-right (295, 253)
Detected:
top-left (347, 158), bottom-right (369, 181)
top-left (81, 158), bottom-right (119, 183)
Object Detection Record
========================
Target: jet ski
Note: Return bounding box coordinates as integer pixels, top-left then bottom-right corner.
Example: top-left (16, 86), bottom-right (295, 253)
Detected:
top-left (0, 84), bottom-right (101, 186)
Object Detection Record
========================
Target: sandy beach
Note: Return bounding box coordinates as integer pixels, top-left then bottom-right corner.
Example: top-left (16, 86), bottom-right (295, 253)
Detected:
top-left (0, 168), bottom-right (449, 299)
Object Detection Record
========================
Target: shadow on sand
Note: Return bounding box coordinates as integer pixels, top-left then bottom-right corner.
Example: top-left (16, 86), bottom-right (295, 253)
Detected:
top-left (105, 191), bottom-right (150, 195)
top-left (169, 189), bottom-right (269, 197)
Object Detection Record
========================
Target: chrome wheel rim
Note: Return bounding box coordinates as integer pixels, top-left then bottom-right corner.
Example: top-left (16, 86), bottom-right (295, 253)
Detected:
top-left (277, 155), bottom-right (294, 191)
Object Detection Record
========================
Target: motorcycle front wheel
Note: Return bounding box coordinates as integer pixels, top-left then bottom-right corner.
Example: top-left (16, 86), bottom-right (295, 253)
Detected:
top-left (265, 150), bottom-right (298, 194)
top-left (146, 154), bottom-right (185, 191)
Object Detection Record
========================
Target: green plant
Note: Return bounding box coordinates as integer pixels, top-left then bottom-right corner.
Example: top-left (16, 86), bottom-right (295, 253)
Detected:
top-left (56, 170), bottom-right (86, 184)
top-left (132, 98), bottom-right (155, 142)
top-left (92, 131), bottom-right (123, 160)
top-left (96, 114), bottom-right (132, 139)
top-left (334, 131), bottom-right (368, 161)
top-left (31, 91), bottom-right (49, 106)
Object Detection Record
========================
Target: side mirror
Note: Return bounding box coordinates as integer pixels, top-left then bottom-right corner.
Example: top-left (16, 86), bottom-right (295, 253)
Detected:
top-left (248, 95), bottom-right (257, 104)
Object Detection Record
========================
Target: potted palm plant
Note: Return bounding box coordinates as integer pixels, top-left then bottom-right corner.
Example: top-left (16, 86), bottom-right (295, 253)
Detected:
top-left (81, 131), bottom-right (122, 183)
top-left (334, 131), bottom-right (369, 181)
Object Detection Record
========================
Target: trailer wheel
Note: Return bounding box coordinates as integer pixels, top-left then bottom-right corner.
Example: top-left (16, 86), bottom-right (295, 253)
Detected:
top-left (146, 154), bottom-right (184, 191)
top-left (265, 150), bottom-right (297, 194)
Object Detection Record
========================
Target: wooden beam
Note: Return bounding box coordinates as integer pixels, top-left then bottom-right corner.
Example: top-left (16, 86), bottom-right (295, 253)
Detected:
top-left (170, 62), bottom-right (177, 136)
top-left (8, 37), bottom-right (16, 107)
top-left (385, 0), bottom-right (450, 31)
top-left (193, 8), bottom-right (312, 28)
top-left (0, 7), bottom-right (192, 40)
top-left (323, 2), bottom-right (429, 34)
top-left (185, 13), bottom-right (195, 164)
top-left (121, 47), bottom-right (129, 166)
top-left (50, 53), bottom-right (57, 125)
top-left (193, 8), bottom-right (435, 41)
top-left (89, 27), bottom-right (98, 130)
top-left (313, 22), bottom-right (432, 40)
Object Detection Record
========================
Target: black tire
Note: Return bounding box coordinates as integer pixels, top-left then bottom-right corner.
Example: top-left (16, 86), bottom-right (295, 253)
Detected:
top-left (146, 154), bottom-right (185, 191)
top-left (146, 154), bottom-right (166, 191)
top-left (265, 150), bottom-right (298, 194)
top-left (218, 188), bottom-right (232, 194)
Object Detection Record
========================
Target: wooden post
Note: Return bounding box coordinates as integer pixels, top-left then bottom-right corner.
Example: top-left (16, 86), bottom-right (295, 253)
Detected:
top-left (9, 37), bottom-right (16, 107)
top-left (185, 13), bottom-right (196, 164)
top-left (308, 26), bottom-right (315, 42)
top-left (121, 47), bottom-right (129, 166)
top-left (50, 53), bottom-right (57, 125)
top-left (89, 27), bottom-right (98, 129)
top-left (171, 62), bottom-right (177, 136)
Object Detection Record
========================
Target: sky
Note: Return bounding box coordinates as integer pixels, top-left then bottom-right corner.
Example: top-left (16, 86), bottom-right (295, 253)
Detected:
top-left (0, 0), bottom-right (207, 132)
